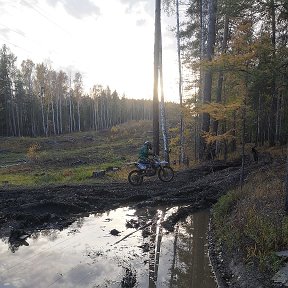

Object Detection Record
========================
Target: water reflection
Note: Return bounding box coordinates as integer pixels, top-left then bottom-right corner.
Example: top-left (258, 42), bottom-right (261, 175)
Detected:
top-left (169, 212), bottom-right (216, 288)
top-left (0, 207), bottom-right (216, 288)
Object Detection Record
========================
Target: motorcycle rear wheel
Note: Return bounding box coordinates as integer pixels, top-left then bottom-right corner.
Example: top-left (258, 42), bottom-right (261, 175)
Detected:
top-left (128, 170), bottom-right (143, 186)
top-left (158, 166), bottom-right (174, 182)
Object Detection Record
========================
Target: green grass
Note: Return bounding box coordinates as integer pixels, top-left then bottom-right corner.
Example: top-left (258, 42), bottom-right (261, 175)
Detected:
top-left (0, 172), bottom-right (36, 186)
top-left (212, 168), bottom-right (288, 272)
top-left (0, 121), bottom-right (154, 188)
top-left (0, 151), bottom-right (27, 165)
top-left (0, 156), bottom-right (130, 187)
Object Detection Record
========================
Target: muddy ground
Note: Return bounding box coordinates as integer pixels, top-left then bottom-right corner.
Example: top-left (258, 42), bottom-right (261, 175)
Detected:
top-left (0, 158), bottom-right (284, 287)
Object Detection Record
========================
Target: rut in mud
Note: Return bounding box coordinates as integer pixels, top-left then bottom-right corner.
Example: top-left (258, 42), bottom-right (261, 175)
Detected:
top-left (1, 157), bottom-right (282, 288)
top-left (0, 158), bottom-right (255, 240)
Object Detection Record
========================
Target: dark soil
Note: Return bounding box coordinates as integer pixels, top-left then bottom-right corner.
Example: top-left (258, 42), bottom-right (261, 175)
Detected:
top-left (0, 157), bottom-right (282, 287)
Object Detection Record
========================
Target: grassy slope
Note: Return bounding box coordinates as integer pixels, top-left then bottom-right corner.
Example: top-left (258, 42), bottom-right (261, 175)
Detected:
top-left (212, 146), bottom-right (288, 275)
top-left (0, 120), bottom-right (161, 187)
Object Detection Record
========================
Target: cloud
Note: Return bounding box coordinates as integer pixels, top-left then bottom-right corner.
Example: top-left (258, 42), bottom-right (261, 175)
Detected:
top-left (0, 25), bottom-right (26, 40)
top-left (46, 0), bottom-right (101, 19)
top-left (120, 0), bottom-right (154, 15)
top-left (0, 28), bottom-right (10, 39)
top-left (120, 0), bottom-right (144, 8)
top-left (136, 19), bottom-right (146, 26)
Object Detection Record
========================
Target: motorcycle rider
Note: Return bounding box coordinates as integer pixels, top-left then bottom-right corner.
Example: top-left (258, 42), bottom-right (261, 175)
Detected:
top-left (138, 141), bottom-right (154, 168)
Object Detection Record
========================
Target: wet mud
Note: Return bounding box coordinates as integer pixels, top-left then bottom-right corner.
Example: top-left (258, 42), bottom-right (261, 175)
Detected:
top-left (0, 160), bottom-right (244, 238)
top-left (0, 159), bottom-right (274, 287)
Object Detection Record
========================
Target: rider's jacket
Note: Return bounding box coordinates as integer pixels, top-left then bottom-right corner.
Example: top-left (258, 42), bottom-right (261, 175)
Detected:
top-left (139, 145), bottom-right (149, 162)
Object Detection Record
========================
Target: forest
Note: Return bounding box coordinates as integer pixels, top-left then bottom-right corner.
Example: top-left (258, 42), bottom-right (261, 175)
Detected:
top-left (1, 0), bottom-right (288, 161)
top-left (170, 0), bottom-right (288, 160)
top-left (0, 44), bottom-right (160, 138)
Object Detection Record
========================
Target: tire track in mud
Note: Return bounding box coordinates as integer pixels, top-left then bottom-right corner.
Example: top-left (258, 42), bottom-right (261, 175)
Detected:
top-left (0, 159), bottom-right (261, 239)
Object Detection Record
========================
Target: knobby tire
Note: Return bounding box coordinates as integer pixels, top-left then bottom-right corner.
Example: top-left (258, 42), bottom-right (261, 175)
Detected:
top-left (128, 170), bottom-right (143, 186)
top-left (158, 166), bottom-right (174, 182)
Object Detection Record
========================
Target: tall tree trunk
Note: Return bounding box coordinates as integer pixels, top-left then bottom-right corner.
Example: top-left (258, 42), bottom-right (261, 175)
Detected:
top-left (200, 0), bottom-right (217, 160)
top-left (256, 93), bottom-right (261, 146)
top-left (285, 143), bottom-right (288, 214)
top-left (240, 108), bottom-right (246, 189)
top-left (45, 101), bottom-right (50, 137)
top-left (230, 111), bottom-right (237, 152)
top-left (55, 95), bottom-right (59, 134)
top-left (59, 93), bottom-right (63, 134)
top-left (51, 99), bottom-right (56, 135)
top-left (212, 15), bottom-right (229, 136)
top-left (153, 0), bottom-right (161, 156)
top-left (69, 92), bottom-right (73, 133)
top-left (176, 0), bottom-right (185, 164)
top-left (77, 100), bottom-right (81, 132)
top-left (275, 92), bottom-right (280, 143)
top-left (159, 11), bottom-right (170, 163)
top-left (197, 0), bottom-right (208, 160)
top-left (40, 88), bottom-right (46, 136)
top-left (11, 99), bottom-right (17, 136)
top-left (240, 79), bottom-right (248, 189)
top-left (269, 0), bottom-right (277, 146)
top-left (15, 103), bottom-right (20, 137)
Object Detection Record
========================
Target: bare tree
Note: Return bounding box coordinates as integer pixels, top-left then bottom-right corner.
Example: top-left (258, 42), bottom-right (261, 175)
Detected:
top-left (73, 72), bottom-right (83, 132)
top-left (176, 0), bottom-right (185, 164)
top-left (153, 0), bottom-right (161, 156)
top-left (159, 20), bottom-right (170, 162)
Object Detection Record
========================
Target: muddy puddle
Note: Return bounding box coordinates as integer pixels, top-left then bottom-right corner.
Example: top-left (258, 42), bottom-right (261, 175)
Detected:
top-left (0, 206), bottom-right (217, 288)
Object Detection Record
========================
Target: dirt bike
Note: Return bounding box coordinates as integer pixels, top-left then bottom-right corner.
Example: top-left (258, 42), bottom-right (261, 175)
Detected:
top-left (128, 155), bottom-right (174, 186)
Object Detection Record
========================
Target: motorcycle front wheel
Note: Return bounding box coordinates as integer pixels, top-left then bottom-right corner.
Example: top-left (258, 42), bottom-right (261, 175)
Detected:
top-left (158, 166), bottom-right (174, 182)
top-left (128, 170), bottom-right (144, 186)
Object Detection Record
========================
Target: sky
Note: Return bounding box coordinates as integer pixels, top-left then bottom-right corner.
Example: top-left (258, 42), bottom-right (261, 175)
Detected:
top-left (0, 0), bottom-right (180, 102)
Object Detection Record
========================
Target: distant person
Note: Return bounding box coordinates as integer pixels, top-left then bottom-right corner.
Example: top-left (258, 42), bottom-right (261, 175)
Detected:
top-left (138, 141), bottom-right (154, 167)
top-left (251, 146), bottom-right (258, 162)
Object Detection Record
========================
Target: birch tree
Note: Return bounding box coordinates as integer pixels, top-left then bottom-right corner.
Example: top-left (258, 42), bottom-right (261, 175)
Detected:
top-left (73, 72), bottom-right (83, 132)
top-left (153, 0), bottom-right (161, 156)
top-left (159, 15), bottom-right (170, 163)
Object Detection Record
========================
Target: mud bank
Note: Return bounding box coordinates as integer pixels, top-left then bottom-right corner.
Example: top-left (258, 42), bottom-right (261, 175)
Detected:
top-left (0, 159), bottom-right (274, 286)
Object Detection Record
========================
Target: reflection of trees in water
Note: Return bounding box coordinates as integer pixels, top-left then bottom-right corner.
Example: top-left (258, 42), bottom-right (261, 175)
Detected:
top-left (75, 217), bottom-right (85, 228)
top-left (66, 217), bottom-right (86, 236)
top-left (8, 230), bottom-right (30, 253)
top-left (169, 223), bottom-right (179, 287)
top-left (169, 211), bottom-right (216, 288)
top-left (148, 209), bottom-right (165, 288)
top-left (121, 267), bottom-right (137, 288)
top-left (40, 229), bottom-right (60, 241)
top-left (6, 215), bottom-right (88, 253)
top-left (118, 207), bottom-right (216, 288)
top-left (133, 206), bottom-right (167, 288)
top-left (8, 239), bottom-right (29, 253)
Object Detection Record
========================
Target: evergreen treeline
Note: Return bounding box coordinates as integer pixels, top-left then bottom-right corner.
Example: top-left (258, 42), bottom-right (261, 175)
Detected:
top-left (0, 45), bottom-right (153, 137)
top-left (176, 0), bottom-right (288, 159)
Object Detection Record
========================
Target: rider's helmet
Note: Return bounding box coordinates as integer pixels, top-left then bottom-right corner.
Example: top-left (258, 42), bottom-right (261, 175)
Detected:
top-left (144, 141), bottom-right (152, 150)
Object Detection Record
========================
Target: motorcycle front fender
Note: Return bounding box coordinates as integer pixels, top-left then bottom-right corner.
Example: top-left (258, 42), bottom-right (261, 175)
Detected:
top-left (160, 161), bottom-right (169, 166)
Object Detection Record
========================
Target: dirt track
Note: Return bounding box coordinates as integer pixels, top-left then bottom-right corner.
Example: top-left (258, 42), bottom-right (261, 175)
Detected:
top-left (1, 158), bottom-right (279, 287)
top-left (0, 160), bottom-right (245, 238)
